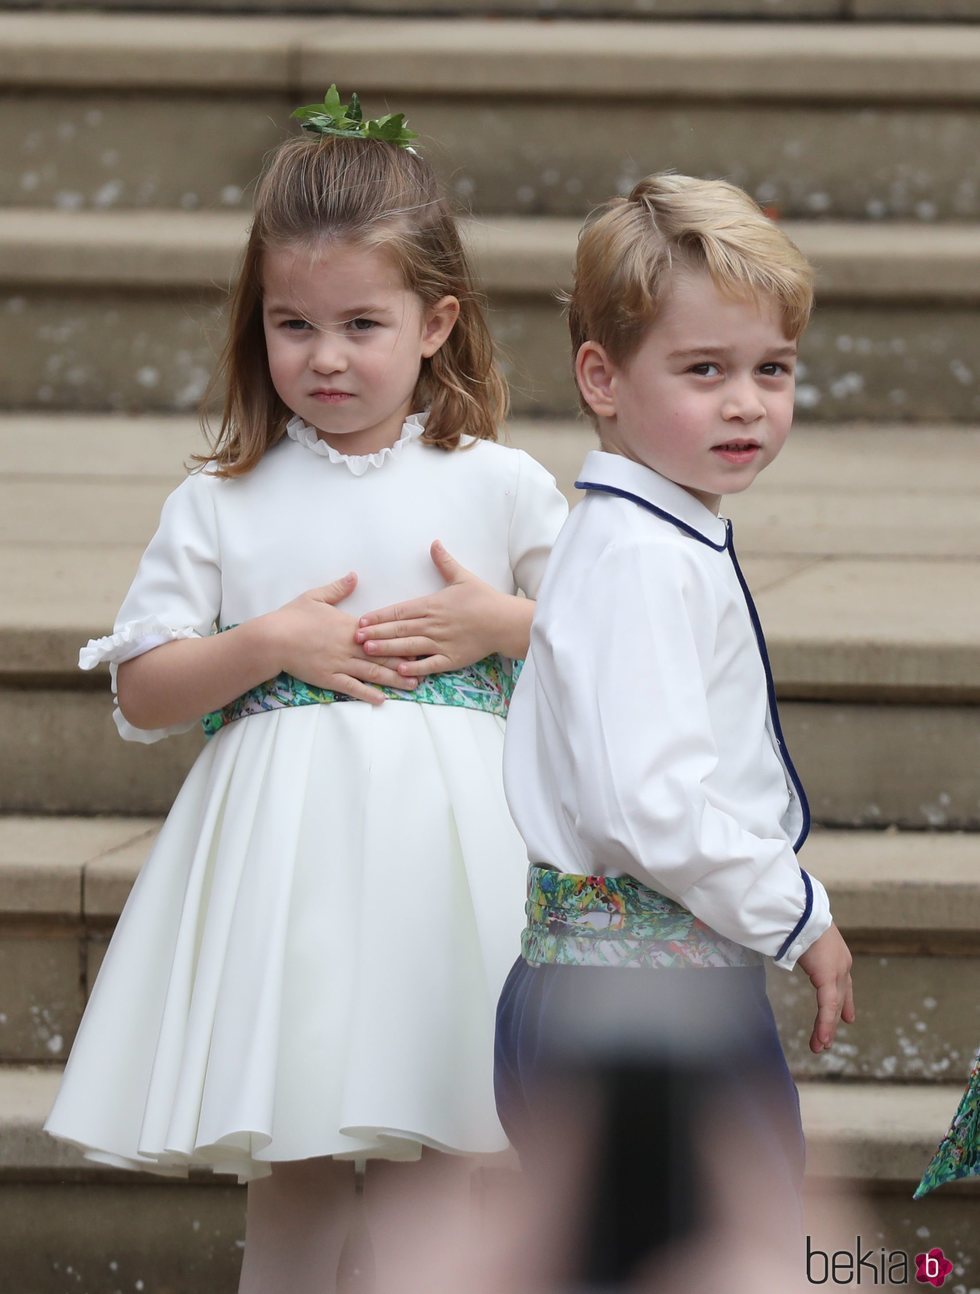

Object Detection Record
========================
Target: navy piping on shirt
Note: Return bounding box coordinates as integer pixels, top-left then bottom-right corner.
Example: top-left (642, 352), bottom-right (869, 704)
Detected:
top-left (576, 478), bottom-right (814, 961)
top-left (576, 481), bottom-right (730, 552)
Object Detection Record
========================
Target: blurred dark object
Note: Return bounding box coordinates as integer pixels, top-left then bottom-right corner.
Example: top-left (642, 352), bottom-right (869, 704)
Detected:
top-left (497, 962), bottom-right (806, 1288)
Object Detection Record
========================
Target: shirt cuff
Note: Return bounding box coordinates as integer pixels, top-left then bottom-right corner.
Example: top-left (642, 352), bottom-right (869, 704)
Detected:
top-left (771, 870), bottom-right (833, 971)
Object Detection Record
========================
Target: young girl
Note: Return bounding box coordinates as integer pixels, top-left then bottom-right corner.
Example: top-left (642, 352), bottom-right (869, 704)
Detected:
top-left (45, 91), bottom-right (568, 1292)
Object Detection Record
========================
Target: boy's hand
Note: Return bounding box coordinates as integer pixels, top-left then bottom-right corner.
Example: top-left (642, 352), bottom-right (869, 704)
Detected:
top-left (355, 541), bottom-right (528, 674)
top-left (266, 573), bottom-right (416, 705)
top-left (796, 923), bottom-right (855, 1054)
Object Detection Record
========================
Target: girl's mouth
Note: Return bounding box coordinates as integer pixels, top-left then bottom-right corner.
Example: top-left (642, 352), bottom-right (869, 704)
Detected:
top-left (311, 391), bottom-right (353, 403)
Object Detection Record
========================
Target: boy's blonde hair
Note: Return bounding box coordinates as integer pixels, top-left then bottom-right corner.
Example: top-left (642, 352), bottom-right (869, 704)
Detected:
top-left (199, 135), bottom-right (507, 477)
top-left (568, 174), bottom-right (814, 412)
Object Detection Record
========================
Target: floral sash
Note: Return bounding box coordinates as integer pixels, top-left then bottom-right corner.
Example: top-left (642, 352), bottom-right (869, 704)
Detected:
top-left (202, 649), bottom-right (521, 737)
top-left (522, 864), bottom-right (763, 969)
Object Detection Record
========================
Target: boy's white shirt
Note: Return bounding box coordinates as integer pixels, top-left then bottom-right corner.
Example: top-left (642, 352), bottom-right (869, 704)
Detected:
top-left (504, 449), bottom-right (832, 971)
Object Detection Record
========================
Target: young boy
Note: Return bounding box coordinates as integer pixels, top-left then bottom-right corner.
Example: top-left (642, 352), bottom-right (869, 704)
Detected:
top-left (495, 174), bottom-right (855, 1275)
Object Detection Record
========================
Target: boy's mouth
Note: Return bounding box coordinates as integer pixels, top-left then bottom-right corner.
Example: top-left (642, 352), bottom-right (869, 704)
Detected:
top-left (712, 439), bottom-right (761, 463)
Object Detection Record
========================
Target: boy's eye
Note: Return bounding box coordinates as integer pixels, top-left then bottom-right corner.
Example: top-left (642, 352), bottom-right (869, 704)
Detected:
top-left (760, 362), bottom-right (793, 377)
top-left (689, 362), bottom-right (720, 377)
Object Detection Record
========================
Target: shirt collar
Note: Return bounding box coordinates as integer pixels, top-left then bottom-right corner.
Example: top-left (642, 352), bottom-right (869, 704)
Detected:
top-left (575, 449), bottom-right (730, 550)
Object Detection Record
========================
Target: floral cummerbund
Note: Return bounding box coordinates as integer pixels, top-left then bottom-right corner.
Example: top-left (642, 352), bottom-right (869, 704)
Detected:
top-left (202, 645), bottom-right (522, 737)
top-left (522, 864), bottom-right (764, 969)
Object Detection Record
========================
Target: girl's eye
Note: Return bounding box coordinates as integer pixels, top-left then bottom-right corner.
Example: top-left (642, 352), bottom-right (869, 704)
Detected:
top-left (283, 319), bottom-right (311, 331)
top-left (347, 317), bottom-right (377, 333)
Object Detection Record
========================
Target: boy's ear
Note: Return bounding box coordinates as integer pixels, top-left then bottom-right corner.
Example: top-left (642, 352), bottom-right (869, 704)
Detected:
top-left (421, 295), bottom-right (461, 357)
top-left (575, 341), bottom-right (618, 419)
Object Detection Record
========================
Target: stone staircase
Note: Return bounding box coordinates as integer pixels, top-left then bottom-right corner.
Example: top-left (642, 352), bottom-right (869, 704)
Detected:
top-left (1, 4), bottom-right (979, 1292)
top-left (2, 14), bottom-right (980, 420)
top-left (2, 0), bottom-right (978, 17)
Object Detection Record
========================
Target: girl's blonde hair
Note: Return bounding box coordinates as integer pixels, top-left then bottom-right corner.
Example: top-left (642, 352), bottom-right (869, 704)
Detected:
top-left (198, 136), bottom-right (507, 477)
top-left (568, 174), bottom-right (815, 413)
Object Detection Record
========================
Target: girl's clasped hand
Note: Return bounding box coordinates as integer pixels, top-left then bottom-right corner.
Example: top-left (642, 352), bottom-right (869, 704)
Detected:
top-left (356, 539), bottom-right (533, 678)
top-left (269, 572), bottom-right (415, 704)
top-left (270, 542), bottom-right (531, 703)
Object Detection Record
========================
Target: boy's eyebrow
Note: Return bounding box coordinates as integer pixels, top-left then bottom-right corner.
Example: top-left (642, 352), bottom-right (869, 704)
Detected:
top-left (668, 343), bottom-right (798, 360)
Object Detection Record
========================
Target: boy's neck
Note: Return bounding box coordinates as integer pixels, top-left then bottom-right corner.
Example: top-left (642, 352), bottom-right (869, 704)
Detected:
top-left (596, 438), bottom-right (723, 516)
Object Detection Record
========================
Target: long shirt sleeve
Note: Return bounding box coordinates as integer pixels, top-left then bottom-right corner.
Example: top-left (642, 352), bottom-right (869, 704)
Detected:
top-left (504, 453), bottom-right (831, 970)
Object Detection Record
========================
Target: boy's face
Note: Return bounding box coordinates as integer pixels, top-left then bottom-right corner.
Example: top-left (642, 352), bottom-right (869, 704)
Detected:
top-left (577, 269), bottom-right (798, 513)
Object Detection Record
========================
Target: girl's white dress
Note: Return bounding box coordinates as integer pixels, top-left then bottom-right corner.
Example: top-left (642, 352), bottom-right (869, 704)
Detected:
top-left (45, 415), bottom-right (568, 1182)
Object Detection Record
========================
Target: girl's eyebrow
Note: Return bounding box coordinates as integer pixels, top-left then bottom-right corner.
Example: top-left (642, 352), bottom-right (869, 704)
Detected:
top-left (339, 304), bottom-right (392, 317)
top-left (264, 302), bottom-right (392, 318)
top-left (264, 302), bottom-right (308, 317)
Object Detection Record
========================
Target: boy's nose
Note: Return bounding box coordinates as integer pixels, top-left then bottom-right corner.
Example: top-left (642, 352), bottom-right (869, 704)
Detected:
top-left (721, 378), bottom-right (765, 422)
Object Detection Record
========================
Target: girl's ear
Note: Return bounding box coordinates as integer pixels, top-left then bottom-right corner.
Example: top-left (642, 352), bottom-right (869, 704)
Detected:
top-left (575, 341), bottom-right (618, 419)
top-left (421, 295), bottom-right (461, 357)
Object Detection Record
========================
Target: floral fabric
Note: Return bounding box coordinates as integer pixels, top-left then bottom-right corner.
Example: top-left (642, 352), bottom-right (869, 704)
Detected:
top-left (521, 864), bottom-right (764, 969)
top-left (202, 647), bottom-right (522, 736)
top-left (915, 1048), bottom-right (980, 1198)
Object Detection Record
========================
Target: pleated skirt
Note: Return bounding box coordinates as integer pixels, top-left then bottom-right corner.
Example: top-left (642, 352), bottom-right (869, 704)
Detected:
top-left (46, 701), bottom-right (529, 1181)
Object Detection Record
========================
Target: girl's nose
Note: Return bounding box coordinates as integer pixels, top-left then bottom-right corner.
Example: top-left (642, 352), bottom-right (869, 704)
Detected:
top-left (308, 331), bottom-right (347, 374)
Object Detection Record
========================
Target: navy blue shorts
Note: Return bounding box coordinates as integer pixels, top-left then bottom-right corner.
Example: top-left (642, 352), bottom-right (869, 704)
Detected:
top-left (495, 957), bottom-right (805, 1192)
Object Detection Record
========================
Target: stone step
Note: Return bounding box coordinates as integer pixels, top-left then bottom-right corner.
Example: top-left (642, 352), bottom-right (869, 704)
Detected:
top-left (9, 0), bottom-right (971, 21)
top-left (1, 416), bottom-right (979, 821)
top-left (862, 0), bottom-right (980, 13)
top-left (3, 0), bottom-right (977, 17)
top-left (0, 816), bottom-right (156, 1065)
top-left (2, 212), bottom-right (980, 420)
top-left (798, 1082), bottom-right (979, 1294)
top-left (768, 830), bottom-right (980, 1083)
top-left (9, 689), bottom-right (980, 825)
top-left (0, 1066), bottom-right (244, 1294)
top-left (2, 814), bottom-right (978, 1077)
top-left (1, 14), bottom-right (980, 221)
top-left (1, 1064), bottom-right (976, 1292)
top-left (4, 416), bottom-right (980, 682)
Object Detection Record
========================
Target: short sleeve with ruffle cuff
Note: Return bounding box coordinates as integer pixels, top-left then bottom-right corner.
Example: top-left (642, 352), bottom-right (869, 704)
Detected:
top-left (81, 470), bottom-right (222, 744)
top-left (79, 619), bottom-right (204, 744)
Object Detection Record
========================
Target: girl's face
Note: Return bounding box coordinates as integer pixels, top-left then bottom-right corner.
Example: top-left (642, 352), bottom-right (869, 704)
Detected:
top-left (262, 241), bottom-right (459, 457)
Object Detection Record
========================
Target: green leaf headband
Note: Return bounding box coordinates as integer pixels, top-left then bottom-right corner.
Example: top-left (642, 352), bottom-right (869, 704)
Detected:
top-left (291, 85), bottom-right (419, 151)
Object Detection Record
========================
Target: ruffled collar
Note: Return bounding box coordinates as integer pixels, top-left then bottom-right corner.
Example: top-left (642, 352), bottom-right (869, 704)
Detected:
top-left (285, 412), bottom-right (427, 476)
